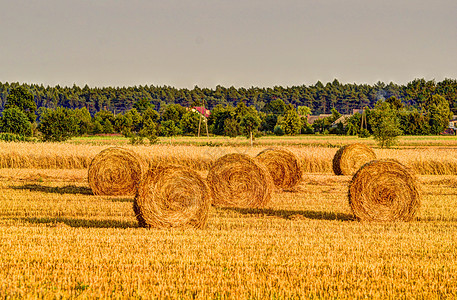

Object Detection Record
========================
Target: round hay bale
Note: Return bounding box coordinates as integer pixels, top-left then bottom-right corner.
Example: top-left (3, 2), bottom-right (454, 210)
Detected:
top-left (333, 143), bottom-right (376, 175)
top-left (255, 148), bottom-right (302, 189)
top-left (207, 153), bottom-right (274, 208)
top-left (134, 165), bottom-right (210, 228)
top-left (348, 159), bottom-right (421, 222)
top-left (88, 147), bottom-right (145, 196)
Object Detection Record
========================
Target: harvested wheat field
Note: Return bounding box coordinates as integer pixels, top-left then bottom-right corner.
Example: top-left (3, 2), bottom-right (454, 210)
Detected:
top-left (2, 138), bottom-right (457, 175)
top-left (1, 137), bottom-right (457, 298)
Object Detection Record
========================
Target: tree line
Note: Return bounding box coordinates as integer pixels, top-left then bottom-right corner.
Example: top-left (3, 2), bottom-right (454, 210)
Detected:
top-left (0, 79), bottom-right (455, 147)
top-left (1, 78), bottom-right (456, 116)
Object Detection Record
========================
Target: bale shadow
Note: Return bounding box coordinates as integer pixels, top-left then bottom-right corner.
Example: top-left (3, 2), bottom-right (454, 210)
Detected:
top-left (16, 217), bottom-right (137, 228)
top-left (423, 191), bottom-right (457, 196)
top-left (10, 184), bottom-right (93, 195)
top-left (281, 188), bottom-right (303, 193)
top-left (418, 216), bottom-right (457, 222)
top-left (108, 197), bottom-right (134, 203)
top-left (218, 207), bottom-right (355, 221)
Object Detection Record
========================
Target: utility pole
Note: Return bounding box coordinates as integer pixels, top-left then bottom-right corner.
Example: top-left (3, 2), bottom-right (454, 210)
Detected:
top-left (202, 97), bottom-right (209, 138)
top-left (360, 107), bottom-right (367, 131)
top-left (198, 114), bottom-right (202, 137)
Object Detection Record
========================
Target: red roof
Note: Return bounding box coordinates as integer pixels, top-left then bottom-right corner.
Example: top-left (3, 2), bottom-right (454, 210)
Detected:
top-left (192, 106), bottom-right (211, 118)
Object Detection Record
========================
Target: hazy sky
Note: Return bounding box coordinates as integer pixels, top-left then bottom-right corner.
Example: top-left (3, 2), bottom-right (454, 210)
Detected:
top-left (1, 0), bottom-right (456, 88)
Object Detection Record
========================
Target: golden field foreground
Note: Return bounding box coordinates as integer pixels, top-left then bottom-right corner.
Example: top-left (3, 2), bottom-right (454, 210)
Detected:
top-left (0, 136), bottom-right (457, 298)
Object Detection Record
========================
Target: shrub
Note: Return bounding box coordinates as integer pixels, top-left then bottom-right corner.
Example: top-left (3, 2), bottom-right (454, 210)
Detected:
top-left (0, 132), bottom-right (33, 142)
top-left (273, 125), bottom-right (284, 136)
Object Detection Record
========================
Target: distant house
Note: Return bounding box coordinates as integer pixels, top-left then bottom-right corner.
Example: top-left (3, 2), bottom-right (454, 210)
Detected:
top-left (191, 106), bottom-right (211, 118)
top-left (449, 115), bottom-right (457, 129)
top-left (307, 114), bottom-right (332, 125)
top-left (352, 108), bottom-right (364, 115)
top-left (441, 128), bottom-right (456, 135)
top-left (441, 115), bottom-right (457, 135)
top-left (306, 113), bottom-right (354, 127)
top-left (331, 115), bottom-right (352, 128)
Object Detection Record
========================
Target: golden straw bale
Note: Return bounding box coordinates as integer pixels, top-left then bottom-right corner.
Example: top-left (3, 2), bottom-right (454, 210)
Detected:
top-left (207, 153), bottom-right (274, 208)
top-left (255, 148), bottom-right (302, 189)
top-left (333, 143), bottom-right (376, 175)
top-left (348, 159), bottom-right (421, 222)
top-left (134, 165), bottom-right (210, 228)
top-left (88, 147), bottom-right (146, 196)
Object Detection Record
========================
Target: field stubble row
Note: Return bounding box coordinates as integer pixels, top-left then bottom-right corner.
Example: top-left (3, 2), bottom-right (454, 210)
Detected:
top-left (1, 142), bottom-right (457, 175)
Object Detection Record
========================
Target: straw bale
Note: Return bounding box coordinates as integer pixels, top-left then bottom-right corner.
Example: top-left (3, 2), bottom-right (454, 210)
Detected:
top-left (255, 148), bottom-right (302, 189)
top-left (88, 147), bottom-right (145, 196)
top-left (207, 153), bottom-right (274, 208)
top-left (134, 165), bottom-right (210, 228)
top-left (333, 143), bottom-right (376, 175)
top-left (348, 159), bottom-right (421, 221)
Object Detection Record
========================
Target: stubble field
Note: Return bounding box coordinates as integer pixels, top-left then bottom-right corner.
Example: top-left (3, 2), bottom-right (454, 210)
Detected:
top-left (0, 136), bottom-right (457, 298)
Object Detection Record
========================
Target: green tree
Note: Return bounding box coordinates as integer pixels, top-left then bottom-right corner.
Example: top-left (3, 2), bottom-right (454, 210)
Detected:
top-left (73, 107), bottom-right (92, 135)
top-left (425, 95), bottom-right (451, 134)
top-left (235, 101), bottom-right (261, 141)
top-left (179, 111), bottom-right (200, 135)
top-left (141, 107), bottom-right (160, 126)
top-left (161, 104), bottom-right (186, 123)
top-left (92, 110), bottom-right (115, 134)
top-left (261, 99), bottom-right (286, 115)
top-left (5, 86), bottom-right (37, 123)
top-left (300, 117), bottom-right (314, 134)
top-left (385, 96), bottom-right (403, 110)
top-left (273, 125), bottom-right (284, 136)
top-left (102, 119), bottom-right (114, 134)
top-left (120, 108), bottom-right (142, 135)
top-left (312, 118), bottom-right (326, 134)
top-left (133, 99), bottom-right (154, 114)
top-left (370, 101), bottom-right (402, 148)
top-left (95, 110), bottom-right (115, 125)
top-left (223, 118), bottom-right (239, 137)
top-left (297, 105), bottom-right (312, 116)
top-left (130, 107), bottom-right (160, 145)
top-left (159, 120), bottom-right (182, 137)
top-left (0, 107), bottom-right (33, 136)
top-left (240, 111), bottom-right (261, 146)
top-left (207, 105), bottom-right (235, 135)
top-left (261, 113), bottom-right (277, 133)
top-left (38, 107), bottom-right (78, 142)
top-left (329, 107), bottom-right (342, 123)
top-left (399, 109), bottom-right (431, 135)
top-left (283, 105), bottom-right (302, 135)
top-left (92, 120), bottom-right (103, 134)
top-left (114, 114), bottom-right (132, 136)
top-left (345, 113), bottom-right (362, 136)
top-left (234, 101), bottom-right (249, 121)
